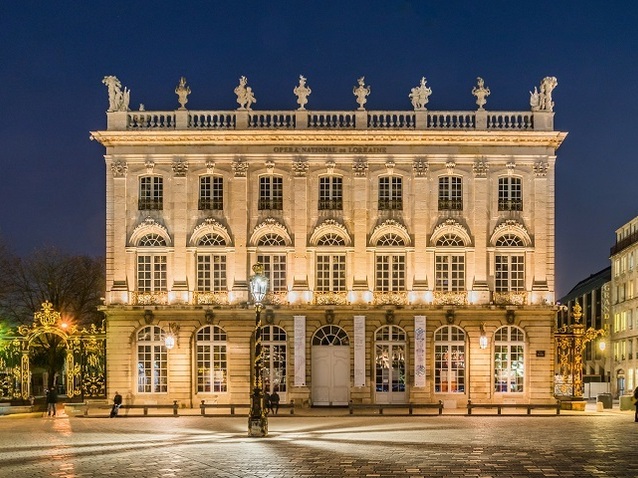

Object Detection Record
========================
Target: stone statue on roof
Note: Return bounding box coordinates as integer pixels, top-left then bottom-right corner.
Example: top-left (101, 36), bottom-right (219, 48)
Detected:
top-left (102, 76), bottom-right (130, 112)
top-left (353, 77), bottom-right (371, 110)
top-left (293, 75), bottom-right (312, 110)
top-left (530, 76), bottom-right (558, 112)
top-left (234, 76), bottom-right (256, 111)
top-left (409, 77), bottom-right (432, 110)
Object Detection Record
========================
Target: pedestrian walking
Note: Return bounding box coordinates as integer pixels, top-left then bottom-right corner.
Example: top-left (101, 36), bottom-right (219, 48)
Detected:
top-left (110, 391), bottom-right (123, 417)
top-left (264, 391), bottom-right (272, 415)
top-left (633, 386), bottom-right (638, 422)
top-left (270, 390), bottom-right (280, 415)
top-left (46, 387), bottom-right (57, 417)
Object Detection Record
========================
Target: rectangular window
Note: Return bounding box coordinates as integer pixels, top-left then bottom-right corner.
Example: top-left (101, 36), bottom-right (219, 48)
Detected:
top-left (137, 255), bottom-right (167, 292)
top-left (139, 176), bottom-right (163, 210)
top-left (375, 255), bottom-right (405, 291)
top-left (318, 176), bottom-right (343, 210)
top-left (196, 344), bottom-right (227, 393)
top-left (199, 176), bottom-right (223, 210)
top-left (495, 255), bottom-right (525, 291)
top-left (498, 177), bottom-right (523, 211)
top-left (434, 344), bottom-right (465, 393)
top-left (438, 176), bottom-right (462, 210)
top-left (316, 254), bottom-right (346, 292)
top-left (378, 177), bottom-right (403, 210)
top-left (259, 176), bottom-right (283, 210)
top-left (197, 255), bottom-right (227, 292)
top-left (257, 254), bottom-right (287, 292)
top-left (137, 345), bottom-right (167, 393)
top-left (435, 255), bottom-right (465, 291)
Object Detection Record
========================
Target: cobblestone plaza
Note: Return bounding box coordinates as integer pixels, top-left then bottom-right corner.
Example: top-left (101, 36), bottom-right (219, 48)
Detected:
top-left (2, 408), bottom-right (637, 477)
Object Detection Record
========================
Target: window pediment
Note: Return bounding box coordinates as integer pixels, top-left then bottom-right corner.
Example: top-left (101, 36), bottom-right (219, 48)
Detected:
top-left (491, 220), bottom-right (531, 247)
top-left (251, 218), bottom-right (292, 246)
top-left (129, 217), bottom-right (171, 246)
top-left (431, 219), bottom-right (471, 247)
top-left (370, 219), bottom-right (411, 246)
top-left (190, 218), bottom-right (232, 246)
top-left (309, 219), bottom-right (351, 246)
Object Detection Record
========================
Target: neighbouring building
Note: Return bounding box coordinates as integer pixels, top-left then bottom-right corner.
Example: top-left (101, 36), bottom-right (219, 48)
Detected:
top-left (91, 74), bottom-right (566, 409)
top-left (557, 267), bottom-right (611, 397)
top-left (610, 215), bottom-right (638, 396)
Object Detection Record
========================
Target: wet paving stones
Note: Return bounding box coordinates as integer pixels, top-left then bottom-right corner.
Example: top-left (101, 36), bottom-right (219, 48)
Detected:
top-left (1, 411), bottom-right (638, 477)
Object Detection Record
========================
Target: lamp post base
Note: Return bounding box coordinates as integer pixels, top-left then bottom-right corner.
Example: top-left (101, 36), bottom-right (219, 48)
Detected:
top-left (248, 416), bottom-right (268, 437)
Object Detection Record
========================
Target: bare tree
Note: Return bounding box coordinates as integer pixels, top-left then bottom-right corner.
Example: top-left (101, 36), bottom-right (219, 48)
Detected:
top-left (0, 246), bottom-right (105, 390)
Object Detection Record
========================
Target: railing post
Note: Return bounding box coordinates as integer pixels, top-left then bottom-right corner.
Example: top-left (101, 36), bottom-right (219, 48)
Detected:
top-left (200, 400), bottom-right (206, 416)
top-left (467, 400), bottom-right (472, 415)
top-left (475, 110), bottom-right (487, 130)
top-left (438, 400), bottom-right (443, 415)
top-left (532, 111), bottom-right (554, 131)
top-left (355, 111), bottom-right (367, 129)
top-left (106, 111), bottom-right (129, 130)
top-left (175, 110), bottom-right (189, 130)
top-left (236, 111), bottom-right (249, 129)
top-left (414, 110), bottom-right (427, 129)
top-left (173, 400), bottom-right (179, 416)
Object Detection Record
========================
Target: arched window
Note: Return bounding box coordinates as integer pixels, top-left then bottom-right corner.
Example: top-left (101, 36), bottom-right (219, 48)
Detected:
top-left (138, 234), bottom-right (167, 247)
top-left (494, 326), bottom-right (525, 393)
top-left (312, 325), bottom-right (349, 345)
top-left (136, 326), bottom-right (168, 393)
top-left (434, 325), bottom-right (466, 393)
top-left (374, 325), bottom-right (406, 395)
top-left (260, 325), bottom-right (287, 394)
top-left (196, 325), bottom-right (228, 393)
top-left (377, 233), bottom-right (405, 246)
top-left (436, 234), bottom-right (464, 247)
top-left (495, 234), bottom-right (524, 247)
top-left (317, 233), bottom-right (345, 246)
top-left (198, 233), bottom-right (227, 246)
top-left (258, 234), bottom-right (286, 246)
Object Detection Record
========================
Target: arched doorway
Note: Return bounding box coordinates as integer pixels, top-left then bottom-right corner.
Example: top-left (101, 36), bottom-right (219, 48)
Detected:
top-left (374, 325), bottom-right (407, 403)
top-left (311, 325), bottom-right (349, 406)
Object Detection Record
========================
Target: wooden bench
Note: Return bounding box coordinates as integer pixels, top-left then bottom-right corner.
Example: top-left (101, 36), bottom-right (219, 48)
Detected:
top-left (349, 401), bottom-right (443, 415)
top-left (83, 400), bottom-right (179, 417)
top-left (467, 400), bottom-right (561, 415)
top-left (200, 400), bottom-right (295, 416)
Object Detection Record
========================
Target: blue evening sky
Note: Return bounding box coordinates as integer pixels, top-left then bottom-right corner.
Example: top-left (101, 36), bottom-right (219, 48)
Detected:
top-left (1, 1), bottom-right (637, 297)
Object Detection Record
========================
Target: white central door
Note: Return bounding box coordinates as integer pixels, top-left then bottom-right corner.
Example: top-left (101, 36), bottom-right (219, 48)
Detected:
top-left (311, 325), bottom-right (350, 406)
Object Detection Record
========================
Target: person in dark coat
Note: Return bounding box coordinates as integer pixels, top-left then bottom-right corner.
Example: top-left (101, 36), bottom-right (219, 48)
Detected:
top-left (633, 386), bottom-right (638, 423)
top-left (270, 390), bottom-right (280, 415)
top-left (46, 387), bottom-right (58, 417)
top-left (264, 392), bottom-right (272, 415)
top-left (110, 391), bottom-right (123, 418)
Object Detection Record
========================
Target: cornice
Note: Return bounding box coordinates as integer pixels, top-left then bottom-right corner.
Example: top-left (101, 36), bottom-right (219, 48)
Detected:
top-left (90, 129), bottom-right (568, 149)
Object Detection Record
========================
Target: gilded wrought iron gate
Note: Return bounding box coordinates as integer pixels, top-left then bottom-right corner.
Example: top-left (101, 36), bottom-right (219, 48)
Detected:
top-left (0, 302), bottom-right (106, 400)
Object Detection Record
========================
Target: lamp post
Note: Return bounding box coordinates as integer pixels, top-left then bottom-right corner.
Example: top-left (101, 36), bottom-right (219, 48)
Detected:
top-left (248, 262), bottom-right (268, 437)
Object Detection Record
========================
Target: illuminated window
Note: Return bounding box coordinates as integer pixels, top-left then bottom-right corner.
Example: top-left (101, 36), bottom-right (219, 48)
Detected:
top-left (316, 254), bottom-right (346, 292)
top-left (136, 326), bottom-right (167, 393)
top-left (196, 325), bottom-right (227, 393)
top-left (494, 326), bottom-right (525, 393)
top-left (260, 325), bottom-right (287, 394)
top-left (434, 325), bottom-right (466, 393)
top-left (374, 325), bottom-right (406, 394)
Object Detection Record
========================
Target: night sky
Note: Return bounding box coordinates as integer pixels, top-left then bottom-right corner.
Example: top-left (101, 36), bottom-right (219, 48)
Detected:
top-left (1, 2), bottom-right (637, 298)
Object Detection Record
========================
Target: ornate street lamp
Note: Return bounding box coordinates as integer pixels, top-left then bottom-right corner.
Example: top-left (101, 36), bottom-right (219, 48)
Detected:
top-left (248, 263), bottom-right (269, 437)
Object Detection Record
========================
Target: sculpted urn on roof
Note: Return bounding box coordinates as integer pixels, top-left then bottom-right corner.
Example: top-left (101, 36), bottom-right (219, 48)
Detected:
top-left (293, 75), bottom-right (312, 110)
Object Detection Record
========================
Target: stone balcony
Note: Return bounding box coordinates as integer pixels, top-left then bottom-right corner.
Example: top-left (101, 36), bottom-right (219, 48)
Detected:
top-left (106, 108), bottom-right (554, 132)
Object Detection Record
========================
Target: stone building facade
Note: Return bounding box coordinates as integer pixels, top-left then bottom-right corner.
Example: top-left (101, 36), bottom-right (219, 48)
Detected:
top-left (610, 215), bottom-right (638, 396)
top-left (92, 75), bottom-right (566, 408)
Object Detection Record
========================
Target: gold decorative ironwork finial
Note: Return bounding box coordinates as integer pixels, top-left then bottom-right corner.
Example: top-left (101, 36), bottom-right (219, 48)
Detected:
top-left (252, 262), bottom-right (264, 275)
top-left (34, 301), bottom-right (60, 327)
top-left (572, 303), bottom-right (582, 323)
